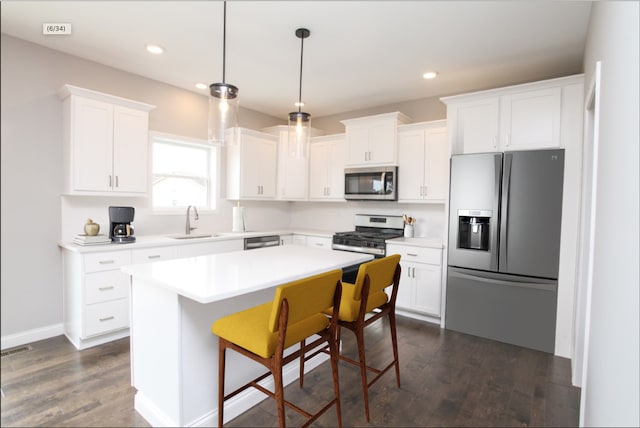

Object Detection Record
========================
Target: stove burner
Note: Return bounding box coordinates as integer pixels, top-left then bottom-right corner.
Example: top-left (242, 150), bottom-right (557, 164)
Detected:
top-left (332, 217), bottom-right (404, 257)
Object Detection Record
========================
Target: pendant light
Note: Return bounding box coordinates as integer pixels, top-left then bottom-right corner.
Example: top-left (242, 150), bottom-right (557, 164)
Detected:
top-left (288, 28), bottom-right (311, 159)
top-left (208, 0), bottom-right (238, 145)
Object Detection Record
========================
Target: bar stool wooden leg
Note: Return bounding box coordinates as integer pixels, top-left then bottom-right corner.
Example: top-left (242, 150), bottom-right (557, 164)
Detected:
top-left (273, 364), bottom-right (286, 428)
top-left (218, 339), bottom-right (227, 428)
top-left (389, 311), bottom-right (401, 387)
top-left (299, 339), bottom-right (305, 388)
top-left (355, 326), bottom-right (371, 422)
top-left (329, 328), bottom-right (343, 428)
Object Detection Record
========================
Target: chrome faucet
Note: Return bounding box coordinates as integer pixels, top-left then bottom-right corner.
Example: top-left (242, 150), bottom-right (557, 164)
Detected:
top-left (185, 205), bottom-right (199, 235)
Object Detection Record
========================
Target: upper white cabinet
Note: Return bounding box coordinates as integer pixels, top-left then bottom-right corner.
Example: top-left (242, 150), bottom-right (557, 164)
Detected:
top-left (341, 112), bottom-right (411, 166)
top-left (441, 75), bottom-right (582, 154)
top-left (309, 134), bottom-right (346, 201)
top-left (397, 120), bottom-right (448, 203)
top-left (226, 128), bottom-right (278, 200)
top-left (58, 85), bottom-right (155, 196)
top-left (262, 125), bottom-right (324, 201)
top-left (499, 88), bottom-right (561, 151)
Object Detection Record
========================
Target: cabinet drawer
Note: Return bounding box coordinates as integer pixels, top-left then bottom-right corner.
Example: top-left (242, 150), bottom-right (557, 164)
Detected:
top-left (306, 236), bottom-right (332, 249)
top-left (84, 251), bottom-right (131, 273)
top-left (84, 298), bottom-right (129, 337)
top-left (131, 247), bottom-right (174, 264)
top-left (387, 245), bottom-right (442, 265)
top-left (85, 270), bottom-right (129, 305)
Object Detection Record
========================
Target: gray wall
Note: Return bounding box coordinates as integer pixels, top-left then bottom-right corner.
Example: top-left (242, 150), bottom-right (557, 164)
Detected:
top-left (580, 2), bottom-right (639, 426)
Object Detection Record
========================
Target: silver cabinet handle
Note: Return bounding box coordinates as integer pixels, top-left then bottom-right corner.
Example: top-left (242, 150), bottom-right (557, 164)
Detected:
top-left (98, 286), bottom-right (115, 291)
top-left (98, 260), bottom-right (115, 265)
top-left (115, 175), bottom-right (119, 188)
top-left (148, 255), bottom-right (161, 259)
top-left (407, 253), bottom-right (418, 257)
top-left (99, 316), bottom-right (115, 322)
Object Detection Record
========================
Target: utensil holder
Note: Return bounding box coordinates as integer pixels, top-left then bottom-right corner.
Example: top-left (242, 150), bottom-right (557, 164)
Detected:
top-left (404, 224), bottom-right (414, 238)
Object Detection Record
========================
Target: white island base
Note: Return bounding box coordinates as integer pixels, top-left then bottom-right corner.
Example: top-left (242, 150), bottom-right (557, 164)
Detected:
top-left (124, 246), bottom-right (372, 427)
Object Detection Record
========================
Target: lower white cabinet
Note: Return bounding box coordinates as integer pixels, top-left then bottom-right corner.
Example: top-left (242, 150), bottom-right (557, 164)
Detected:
top-left (305, 235), bottom-right (332, 250)
top-left (386, 243), bottom-right (442, 317)
top-left (62, 249), bottom-right (132, 350)
top-left (131, 246), bottom-right (174, 264)
top-left (62, 240), bottom-right (245, 350)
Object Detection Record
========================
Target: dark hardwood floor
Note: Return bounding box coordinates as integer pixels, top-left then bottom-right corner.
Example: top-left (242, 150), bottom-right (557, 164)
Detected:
top-left (1, 316), bottom-right (580, 427)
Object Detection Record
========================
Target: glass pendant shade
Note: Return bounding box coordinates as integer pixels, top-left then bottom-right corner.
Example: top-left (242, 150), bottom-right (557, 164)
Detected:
top-left (208, 82), bottom-right (239, 145)
top-left (288, 28), bottom-right (312, 159)
top-left (288, 111), bottom-right (311, 159)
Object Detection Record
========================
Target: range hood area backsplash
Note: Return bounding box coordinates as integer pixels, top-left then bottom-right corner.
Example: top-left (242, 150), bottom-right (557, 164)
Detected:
top-left (60, 197), bottom-right (445, 242)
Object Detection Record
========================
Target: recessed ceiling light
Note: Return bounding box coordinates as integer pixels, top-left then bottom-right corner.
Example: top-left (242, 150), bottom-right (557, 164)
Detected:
top-left (422, 71), bottom-right (438, 79)
top-left (146, 44), bottom-right (164, 55)
top-left (195, 83), bottom-right (208, 90)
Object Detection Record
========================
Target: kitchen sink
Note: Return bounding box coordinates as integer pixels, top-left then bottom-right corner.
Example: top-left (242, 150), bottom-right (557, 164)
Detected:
top-left (167, 233), bottom-right (216, 239)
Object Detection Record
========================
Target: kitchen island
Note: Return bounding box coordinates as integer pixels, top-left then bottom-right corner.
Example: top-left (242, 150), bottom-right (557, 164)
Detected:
top-left (122, 245), bottom-right (373, 427)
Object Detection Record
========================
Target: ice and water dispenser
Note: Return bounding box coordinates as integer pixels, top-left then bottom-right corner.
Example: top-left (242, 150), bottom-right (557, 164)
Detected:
top-left (457, 210), bottom-right (491, 251)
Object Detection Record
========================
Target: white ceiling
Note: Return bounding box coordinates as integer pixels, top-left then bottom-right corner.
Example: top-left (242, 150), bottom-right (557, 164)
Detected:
top-left (1, 1), bottom-right (592, 119)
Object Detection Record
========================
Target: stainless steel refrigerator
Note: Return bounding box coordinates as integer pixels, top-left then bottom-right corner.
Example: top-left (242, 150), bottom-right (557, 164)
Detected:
top-left (446, 149), bottom-right (564, 353)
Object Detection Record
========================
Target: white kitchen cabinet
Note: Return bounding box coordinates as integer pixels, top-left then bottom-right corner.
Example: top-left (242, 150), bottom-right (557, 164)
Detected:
top-left (62, 249), bottom-right (132, 350)
top-left (341, 112), bottom-right (411, 166)
top-left (442, 75), bottom-right (582, 155)
top-left (58, 84), bottom-right (155, 195)
top-left (309, 134), bottom-right (346, 201)
top-left (499, 88), bottom-right (561, 151)
top-left (292, 234), bottom-right (307, 246)
top-left (447, 97), bottom-right (500, 154)
top-left (131, 246), bottom-right (174, 264)
top-left (279, 234), bottom-right (293, 245)
top-left (226, 128), bottom-right (278, 200)
top-left (397, 120), bottom-right (448, 203)
top-left (305, 235), bottom-right (332, 250)
top-left (386, 243), bottom-right (442, 317)
top-left (262, 125), bottom-right (324, 201)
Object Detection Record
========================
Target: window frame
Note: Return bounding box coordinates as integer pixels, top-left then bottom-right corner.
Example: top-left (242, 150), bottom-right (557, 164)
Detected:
top-left (149, 131), bottom-right (220, 214)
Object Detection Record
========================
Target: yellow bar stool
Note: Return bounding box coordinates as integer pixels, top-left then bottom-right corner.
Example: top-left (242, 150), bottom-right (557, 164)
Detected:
top-left (321, 254), bottom-right (402, 422)
top-left (212, 269), bottom-right (344, 428)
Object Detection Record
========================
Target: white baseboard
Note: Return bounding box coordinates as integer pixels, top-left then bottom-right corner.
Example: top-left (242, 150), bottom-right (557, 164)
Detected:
top-left (395, 308), bottom-right (441, 325)
top-left (1, 323), bottom-right (64, 350)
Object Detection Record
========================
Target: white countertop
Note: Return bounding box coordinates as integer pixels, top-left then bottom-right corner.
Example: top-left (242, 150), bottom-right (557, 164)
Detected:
top-left (386, 237), bottom-right (444, 249)
top-left (58, 228), bottom-right (335, 253)
top-left (121, 245), bottom-right (373, 304)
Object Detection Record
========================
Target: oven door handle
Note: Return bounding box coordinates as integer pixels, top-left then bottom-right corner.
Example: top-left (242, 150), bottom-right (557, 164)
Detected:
top-left (331, 244), bottom-right (385, 256)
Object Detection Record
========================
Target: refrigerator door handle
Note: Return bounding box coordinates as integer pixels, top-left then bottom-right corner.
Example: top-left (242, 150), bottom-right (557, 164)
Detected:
top-left (499, 153), bottom-right (513, 270)
top-left (490, 154), bottom-right (502, 270)
top-left (449, 269), bottom-right (557, 292)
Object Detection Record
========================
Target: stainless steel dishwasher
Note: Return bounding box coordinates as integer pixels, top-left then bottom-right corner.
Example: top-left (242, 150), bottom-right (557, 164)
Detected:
top-left (244, 235), bottom-right (280, 250)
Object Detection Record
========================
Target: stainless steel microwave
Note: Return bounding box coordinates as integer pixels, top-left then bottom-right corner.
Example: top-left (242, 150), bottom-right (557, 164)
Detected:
top-left (344, 166), bottom-right (398, 201)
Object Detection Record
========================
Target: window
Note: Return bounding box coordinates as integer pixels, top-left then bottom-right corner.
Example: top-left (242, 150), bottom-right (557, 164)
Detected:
top-left (151, 132), bottom-right (218, 211)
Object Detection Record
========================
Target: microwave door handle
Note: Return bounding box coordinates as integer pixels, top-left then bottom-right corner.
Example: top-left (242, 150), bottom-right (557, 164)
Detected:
top-left (380, 172), bottom-right (386, 194)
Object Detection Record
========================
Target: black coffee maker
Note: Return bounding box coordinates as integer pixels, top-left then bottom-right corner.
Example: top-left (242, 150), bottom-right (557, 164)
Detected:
top-left (109, 206), bottom-right (136, 244)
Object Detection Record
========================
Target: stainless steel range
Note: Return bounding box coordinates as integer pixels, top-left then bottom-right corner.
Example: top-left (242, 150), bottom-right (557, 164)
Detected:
top-left (332, 214), bottom-right (405, 257)
top-left (333, 214), bottom-right (404, 282)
